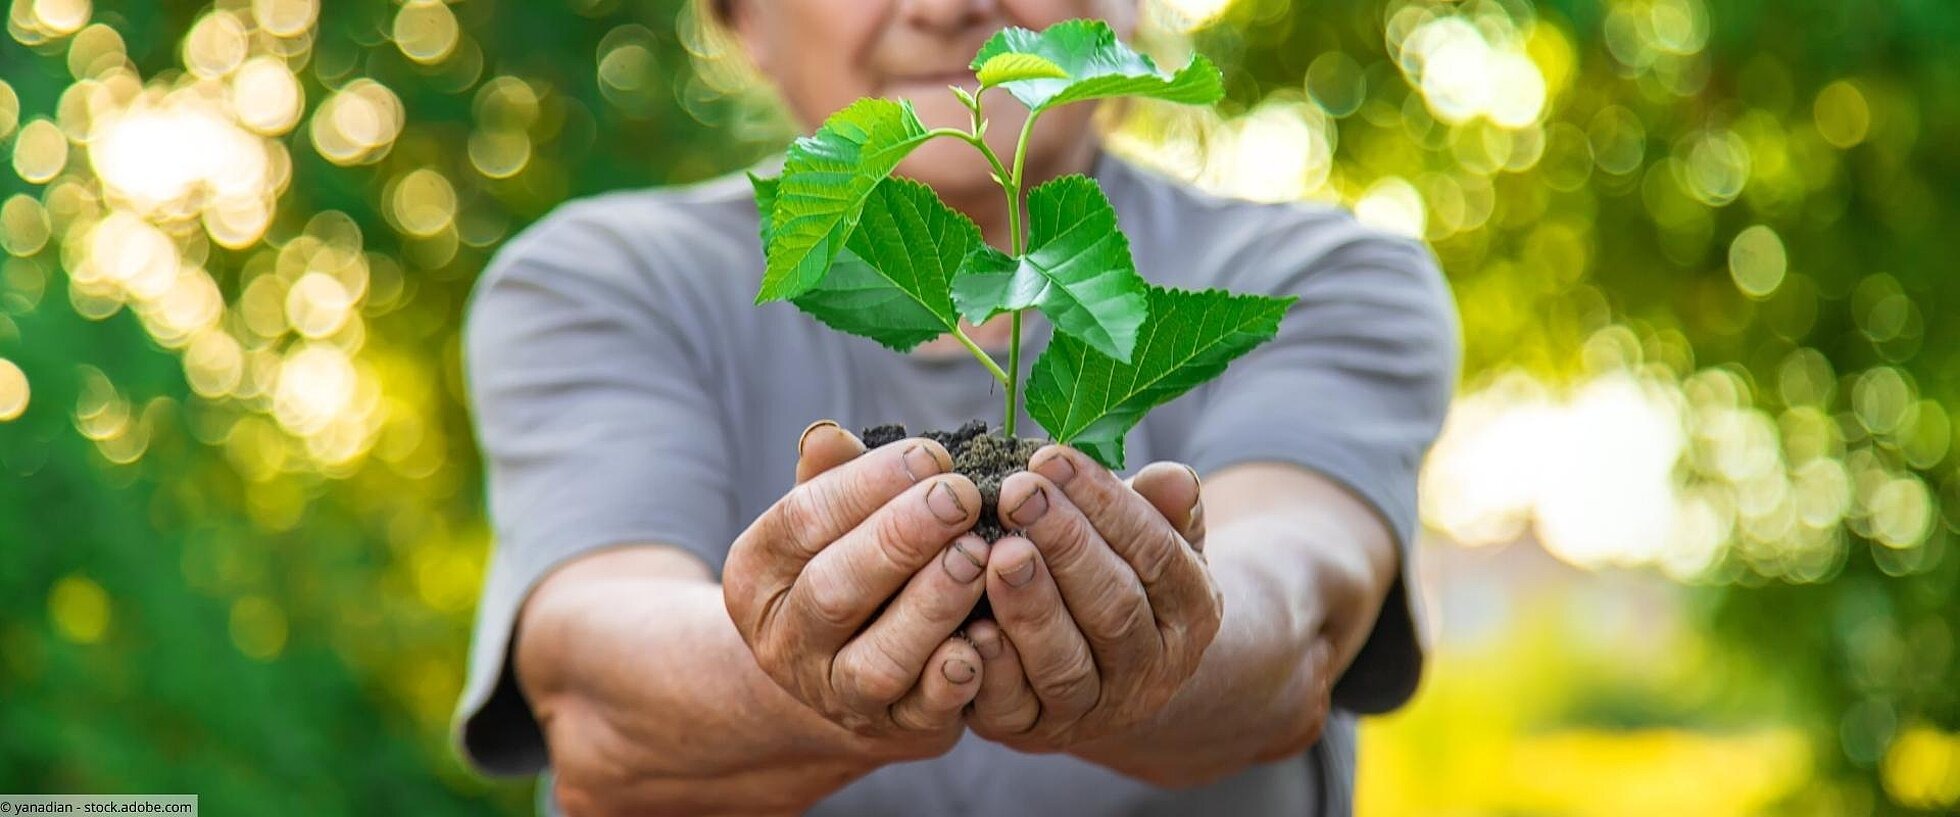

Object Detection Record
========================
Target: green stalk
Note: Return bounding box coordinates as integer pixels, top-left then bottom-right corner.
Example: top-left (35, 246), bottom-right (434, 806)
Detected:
top-left (1004, 312), bottom-right (1022, 437)
top-left (951, 326), bottom-right (1011, 384)
top-left (999, 110), bottom-right (1043, 438)
top-left (917, 121), bottom-right (1017, 391)
top-left (947, 91), bottom-right (1044, 437)
top-left (956, 92), bottom-right (1023, 436)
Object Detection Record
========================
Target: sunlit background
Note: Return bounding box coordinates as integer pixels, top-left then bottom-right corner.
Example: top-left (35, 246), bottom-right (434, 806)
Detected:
top-left (2, 0), bottom-right (1955, 813)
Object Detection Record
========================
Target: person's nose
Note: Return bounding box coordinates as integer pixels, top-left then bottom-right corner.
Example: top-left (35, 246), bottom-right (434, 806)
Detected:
top-left (897, 0), bottom-right (998, 33)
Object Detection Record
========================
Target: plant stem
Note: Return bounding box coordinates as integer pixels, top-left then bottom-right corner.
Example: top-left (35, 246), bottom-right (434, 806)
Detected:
top-left (955, 134), bottom-right (1019, 251)
top-left (923, 126), bottom-right (974, 143)
top-left (916, 123), bottom-right (1020, 390)
top-left (1010, 110), bottom-right (1043, 206)
top-left (951, 326), bottom-right (1011, 385)
top-left (954, 102), bottom-right (1027, 436)
top-left (948, 94), bottom-right (1046, 436)
top-left (1004, 311), bottom-right (1021, 435)
top-left (997, 109), bottom-right (1043, 437)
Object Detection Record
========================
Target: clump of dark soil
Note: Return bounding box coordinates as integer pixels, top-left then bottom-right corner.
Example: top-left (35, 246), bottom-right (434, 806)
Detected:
top-left (862, 420), bottom-right (1044, 626)
top-left (861, 419), bottom-right (1047, 543)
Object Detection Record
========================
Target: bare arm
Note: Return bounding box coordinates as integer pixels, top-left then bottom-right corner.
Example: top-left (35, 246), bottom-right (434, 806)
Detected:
top-left (516, 547), bottom-right (874, 816)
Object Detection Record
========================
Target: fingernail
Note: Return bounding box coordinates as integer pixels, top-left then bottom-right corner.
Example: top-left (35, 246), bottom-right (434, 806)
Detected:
top-left (902, 444), bottom-right (943, 482)
top-left (1181, 464), bottom-right (1203, 529)
top-left (999, 557), bottom-right (1036, 587)
top-left (943, 539), bottom-right (987, 583)
top-left (1008, 486), bottom-right (1049, 527)
top-left (798, 419), bottom-right (839, 455)
top-left (1035, 449), bottom-right (1076, 486)
top-left (926, 479), bottom-right (968, 524)
top-left (974, 633), bottom-right (1002, 660)
top-left (943, 658), bottom-right (976, 684)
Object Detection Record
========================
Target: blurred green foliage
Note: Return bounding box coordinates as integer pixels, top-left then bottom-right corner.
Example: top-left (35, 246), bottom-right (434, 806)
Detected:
top-left (0, 0), bottom-right (1955, 814)
top-left (1183, 0), bottom-right (1959, 811)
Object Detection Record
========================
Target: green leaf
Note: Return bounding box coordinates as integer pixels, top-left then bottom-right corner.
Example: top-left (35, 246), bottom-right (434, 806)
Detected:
top-left (757, 98), bottom-right (933, 304)
top-left (976, 52), bottom-right (1070, 86)
top-left (1025, 285), bottom-right (1296, 470)
top-left (786, 177), bottom-right (980, 352)
top-left (950, 84), bottom-right (980, 112)
top-left (968, 19), bottom-right (1224, 113)
top-left (749, 171), bottom-right (779, 244)
top-left (951, 175), bottom-right (1148, 363)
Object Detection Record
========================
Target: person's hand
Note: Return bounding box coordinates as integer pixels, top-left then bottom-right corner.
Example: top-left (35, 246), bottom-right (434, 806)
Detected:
top-left (962, 444), bottom-right (1221, 752)
top-left (722, 421), bottom-right (992, 761)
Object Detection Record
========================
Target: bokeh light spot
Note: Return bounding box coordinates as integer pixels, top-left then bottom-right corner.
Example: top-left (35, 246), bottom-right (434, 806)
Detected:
top-left (29, 0), bottom-right (88, 37)
top-left (597, 25), bottom-right (662, 115)
top-left (1397, 13), bottom-right (1546, 129)
top-left (467, 129), bottom-right (530, 179)
top-left (182, 10), bottom-right (247, 78)
top-left (1589, 106), bottom-right (1646, 175)
top-left (285, 271), bottom-right (353, 339)
top-left (1853, 367), bottom-right (1912, 435)
top-left (231, 56), bottom-right (303, 135)
top-left (1649, 0), bottom-right (1710, 54)
top-left (79, 211), bottom-right (178, 301)
top-left (1867, 476), bottom-right (1932, 550)
top-left (0, 357), bottom-right (28, 421)
top-left (1728, 225), bottom-right (1787, 298)
top-left (0, 79), bottom-right (18, 140)
top-left (1680, 128), bottom-right (1749, 205)
top-left (1203, 99), bottom-right (1331, 202)
top-left (473, 75), bottom-right (540, 131)
top-left (393, 0), bottom-right (460, 65)
top-left (65, 21), bottom-right (124, 79)
top-left (1777, 348), bottom-right (1836, 408)
top-left (1355, 177), bottom-right (1426, 239)
top-left (49, 573), bottom-right (110, 644)
top-left (1792, 459), bottom-right (1851, 529)
top-left (1814, 80), bottom-right (1870, 149)
top-left (250, 0), bottom-right (315, 38)
top-left (1305, 52), bottom-right (1366, 118)
top-left (183, 328), bottom-right (243, 398)
top-left (311, 79), bottom-right (405, 166)
top-left (387, 168), bottom-right (458, 238)
top-left (1, 194), bottom-right (50, 256)
top-left (1153, 0), bottom-right (1232, 32)
top-left (600, 43), bottom-right (655, 92)
top-left (273, 343), bottom-right (357, 436)
top-left (1883, 726), bottom-right (1960, 810)
top-left (12, 118), bottom-right (69, 183)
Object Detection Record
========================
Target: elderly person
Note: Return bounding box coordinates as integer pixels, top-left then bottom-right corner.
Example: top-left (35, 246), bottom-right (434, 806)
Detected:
top-left (452, 0), bottom-right (1459, 814)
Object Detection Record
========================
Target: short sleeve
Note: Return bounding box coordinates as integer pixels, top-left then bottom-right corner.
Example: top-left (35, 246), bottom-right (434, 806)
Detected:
top-left (1182, 216), bottom-right (1459, 714)
top-left (451, 199), bottom-right (742, 775)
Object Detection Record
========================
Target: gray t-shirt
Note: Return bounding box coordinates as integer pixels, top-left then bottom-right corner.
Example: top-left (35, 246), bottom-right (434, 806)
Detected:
top-left (453, 150), bottom-right (1459, 816)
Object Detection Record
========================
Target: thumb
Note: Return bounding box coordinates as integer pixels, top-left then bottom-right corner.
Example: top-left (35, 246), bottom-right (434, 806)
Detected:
top-left (1128, 462), bottom-right (1205, 553)
top-left (795, 419), bottom-right (865, 484)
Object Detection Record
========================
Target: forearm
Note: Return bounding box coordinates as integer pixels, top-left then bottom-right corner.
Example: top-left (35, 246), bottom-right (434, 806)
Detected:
top-left (1073, 467), bottom-right (1397, 787)
top-left (517, 547), bottom-right (878, 815)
